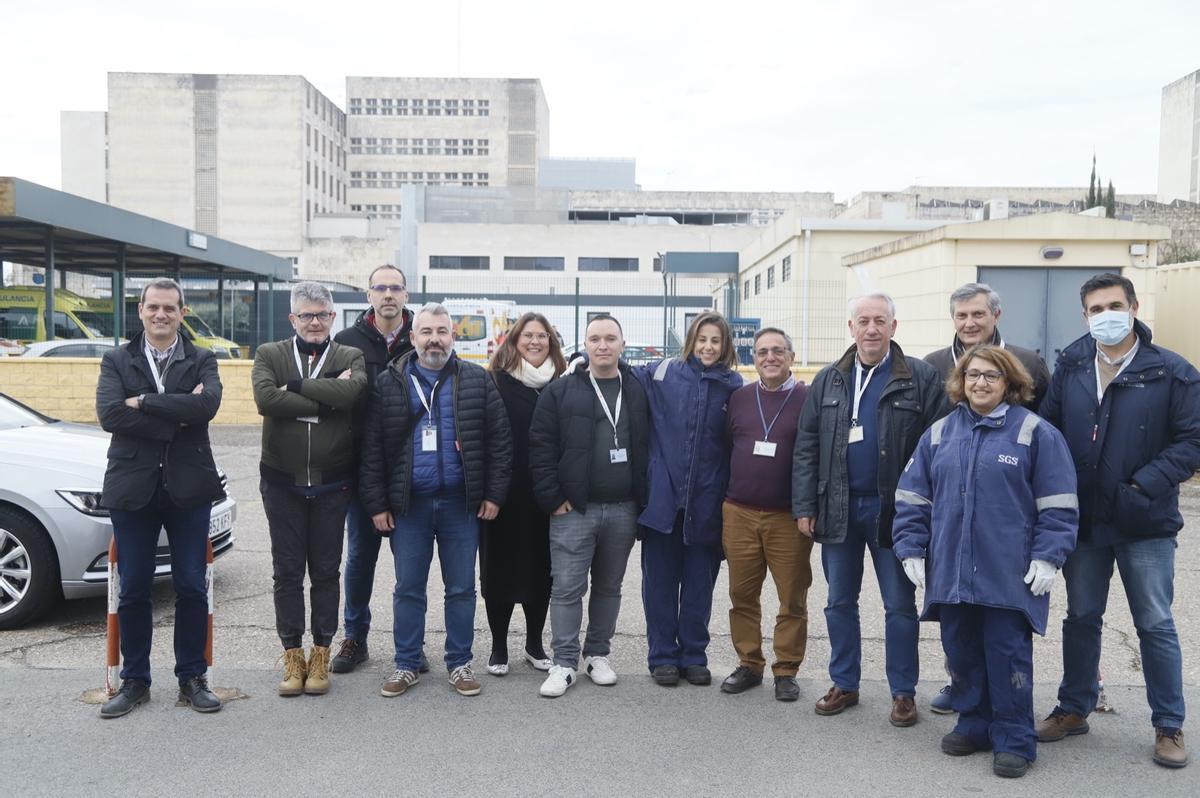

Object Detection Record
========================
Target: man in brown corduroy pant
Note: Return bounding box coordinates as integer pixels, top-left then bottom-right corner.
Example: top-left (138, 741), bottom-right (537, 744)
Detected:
top-left (719, 328), bottom-right (812, 702)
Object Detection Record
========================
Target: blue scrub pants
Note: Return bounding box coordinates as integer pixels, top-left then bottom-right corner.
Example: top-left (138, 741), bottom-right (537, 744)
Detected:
top-left (642, 516), bottom-right (722, 671)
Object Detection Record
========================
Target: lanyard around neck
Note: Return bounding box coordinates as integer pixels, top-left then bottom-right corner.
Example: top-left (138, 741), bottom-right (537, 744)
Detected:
top-left (410, 373), bottom-right (441, 423)
top-left (755, 381), bottom-right (795, 441)
top-left (144, 337), bottom-right (177, 394)
top-left (852, 356), bottom-right (886, 425)
top-left (293, 339), bottom-right (331, 380)
top-left (589, 371), bottom-right (623, 447)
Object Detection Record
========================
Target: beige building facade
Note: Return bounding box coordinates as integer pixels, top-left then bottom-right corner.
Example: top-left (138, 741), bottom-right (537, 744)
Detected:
top-left (1154, 260), bottom-right (1200, 365)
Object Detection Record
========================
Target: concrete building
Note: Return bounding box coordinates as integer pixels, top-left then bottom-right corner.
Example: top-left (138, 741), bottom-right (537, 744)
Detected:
top-left (734, 211), bottom-right (946, 364)
top-left (346, 76), bottom-right (549, 219)
top-left (1154, 260), bottom-right (1200, 364)
top-left (59, 111), bottom-right (107, 202)
top-left (60, 72), bottom-right (348, 262)
top-left (538, 157), bottom-right (637, 191)
top-left (1158, 69), bottom-right (1200, 204)
top-left (842, 213), bottom-right (1172, 364)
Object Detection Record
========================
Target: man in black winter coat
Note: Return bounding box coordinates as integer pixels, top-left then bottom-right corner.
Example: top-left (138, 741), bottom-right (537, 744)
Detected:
top-left (95, 278), bottom-right (224, 718)
top-left (329, 265), bottom-right (415, 674)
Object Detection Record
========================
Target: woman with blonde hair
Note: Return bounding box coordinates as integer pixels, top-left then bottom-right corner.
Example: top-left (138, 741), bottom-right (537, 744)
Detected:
top-left (482, 312), bottom-right (566, 675)
top-left (893, 344), bottom-right (1078, 778)
top-left (633, 311), bottom-right (743, 686)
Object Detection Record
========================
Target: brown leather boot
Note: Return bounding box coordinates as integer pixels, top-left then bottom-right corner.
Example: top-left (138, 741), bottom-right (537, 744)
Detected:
top-left (1154, 728), bottom-right (1188, 768)
top-left (278, 647), bottom-right (307, 697)
top-left (890, 695), bottom-right (918, 727)
top-left (305, 645), bottom-right (331, 695)
top-left (815, 685), bottom-right (859, 715)
top-left (1036, 707), bottom-right (1090, 742)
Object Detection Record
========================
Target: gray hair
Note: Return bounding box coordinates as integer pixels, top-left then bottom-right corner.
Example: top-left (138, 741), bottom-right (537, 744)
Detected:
top-left (290, 281), bottom-right (334, 313)
top-left (949, 282), bottom-right (1001, 316)
top-left (754, 327), bottom-right (794, 351)
top-left (414, 302), bottom-right (452, 324)
top-left (847, 293), bottom-right (896, 320)
top-left (140, 277), bottom-right (185, 307)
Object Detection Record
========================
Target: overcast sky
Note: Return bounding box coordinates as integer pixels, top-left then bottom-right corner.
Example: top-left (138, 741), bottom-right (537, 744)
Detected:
top-left (2, 0), bottom-right (1197, 200)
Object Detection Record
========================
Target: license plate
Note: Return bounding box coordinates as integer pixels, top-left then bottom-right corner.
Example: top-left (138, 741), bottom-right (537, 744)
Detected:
top-left (209, 509), bottom-right (233, 537)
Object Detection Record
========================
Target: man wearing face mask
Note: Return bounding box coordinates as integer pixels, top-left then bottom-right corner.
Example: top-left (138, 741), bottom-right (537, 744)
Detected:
top-left (1036, 273), bottom-right (1200, 769)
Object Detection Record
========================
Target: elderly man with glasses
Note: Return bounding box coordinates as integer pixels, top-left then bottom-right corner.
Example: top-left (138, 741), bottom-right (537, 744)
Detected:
top-left (252, 281), bottom-right (367, 697)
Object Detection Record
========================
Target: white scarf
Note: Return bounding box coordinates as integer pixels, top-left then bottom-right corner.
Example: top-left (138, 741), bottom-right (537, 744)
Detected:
top-left (514, 358), bottom-right (557, 389)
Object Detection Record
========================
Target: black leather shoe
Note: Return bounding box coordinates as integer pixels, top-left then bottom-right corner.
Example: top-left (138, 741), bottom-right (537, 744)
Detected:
top-left (99, 679), bottom-right (149, 719)
top-left (652, 665), bottom-right (680, 686)
top-left (721, 666), bottom-right (764, 694)
top-left (774, 676), bottom-right (800, 702)
top-left (683, 665), bottom-right (711, 685)
top-left (178, 675), bottom-right (222, 713)
top-left (941, 731), bottom-right (991, 756)
top-left (993, 752), bottom-right (1030, 778)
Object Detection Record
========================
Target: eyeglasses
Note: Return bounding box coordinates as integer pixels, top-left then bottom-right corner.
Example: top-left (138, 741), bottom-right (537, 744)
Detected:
top-left (754, 347), bottom-right (790, 359)
top-left (520, 332), bottom-right (550, 342)
top-left (295, 311), bottom-right (335, 324)
top-left (964, 369), bottom-right (1003, 384)
top-left (370, 283), bottom-right (407, 294)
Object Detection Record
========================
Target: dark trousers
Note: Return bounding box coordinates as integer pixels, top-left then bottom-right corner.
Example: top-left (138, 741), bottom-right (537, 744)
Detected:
top-left (941, 603), bottom-right (1037, 762)
top-left (260, 479), bottom-right (351, 649)
top-left (342, 498), bottom-right (382, 641)
top-left (641, 517), bottom-right (723, 670)
top-left (109, 486), bottom-right (211, 686)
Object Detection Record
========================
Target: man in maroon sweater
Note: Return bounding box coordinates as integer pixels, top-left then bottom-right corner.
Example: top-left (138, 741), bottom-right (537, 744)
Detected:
top-left (720, 328), bottom-right (811, 701)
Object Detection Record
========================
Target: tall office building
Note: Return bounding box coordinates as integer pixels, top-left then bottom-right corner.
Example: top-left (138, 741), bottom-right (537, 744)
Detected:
top-left (1158, 69), bottom-right (1200, 203)
top-left (62, 72), bottom-right (348, 259)
top-left (345, 77), bottom-right (549, 219)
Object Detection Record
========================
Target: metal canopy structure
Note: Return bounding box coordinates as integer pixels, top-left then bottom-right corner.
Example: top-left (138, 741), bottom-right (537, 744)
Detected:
top-left (0, 176), bottom-right (290, 346)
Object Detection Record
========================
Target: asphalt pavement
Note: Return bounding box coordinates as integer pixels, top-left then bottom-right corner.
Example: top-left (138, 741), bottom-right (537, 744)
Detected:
top-left (2, 426), bottom-right (1198, 796)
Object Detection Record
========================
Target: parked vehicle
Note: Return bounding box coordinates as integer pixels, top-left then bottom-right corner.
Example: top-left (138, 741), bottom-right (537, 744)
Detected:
top-left (18, 339), bottom-right (127, 358)
top-left (0, 393), bottom-right (237, 629)
top-left (442, 298), bottom-right (519, 362)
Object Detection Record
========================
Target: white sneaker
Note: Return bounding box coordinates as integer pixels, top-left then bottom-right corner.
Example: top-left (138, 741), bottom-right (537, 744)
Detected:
top-left (539, 665), bottom-right (577, 698)
top-left (585, 656), bottom-right (618, 686)
top-left (524, 651), bottom-right (552, 671)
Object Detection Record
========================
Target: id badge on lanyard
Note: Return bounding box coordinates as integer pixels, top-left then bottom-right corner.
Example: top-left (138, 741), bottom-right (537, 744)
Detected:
top-left (589, 372), bottom-right (627, 464)
top-left (849, 359), bottom-right (877, 445)
top-left (411, 374), bottom-right (440, 451)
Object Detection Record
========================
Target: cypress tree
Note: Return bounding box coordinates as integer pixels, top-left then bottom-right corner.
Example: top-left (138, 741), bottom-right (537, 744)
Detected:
top-left (1087, 155), bottom-right (1097, 208)
top-left (1105, 180), bottom-right (1116, 218)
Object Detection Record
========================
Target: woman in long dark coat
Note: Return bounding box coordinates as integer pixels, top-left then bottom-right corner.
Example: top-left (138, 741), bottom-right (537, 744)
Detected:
top-left (482, 312), bottom-right (567, 675)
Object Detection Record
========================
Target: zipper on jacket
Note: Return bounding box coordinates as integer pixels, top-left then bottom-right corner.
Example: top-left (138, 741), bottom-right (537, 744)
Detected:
top-left (454, 365), bottom-right (468, 511)
top-left (681, 370), bottom-right (705, 523)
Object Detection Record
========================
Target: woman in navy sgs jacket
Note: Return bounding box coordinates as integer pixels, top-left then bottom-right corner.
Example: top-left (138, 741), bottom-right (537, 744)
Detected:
top-left (892, 345), bottom-right (1078, 779)
top-left (634, 312), bottom-right (743, 686)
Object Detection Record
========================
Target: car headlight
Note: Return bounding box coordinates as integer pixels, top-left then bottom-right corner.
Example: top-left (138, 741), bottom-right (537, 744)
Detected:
top-left (56, 489), bottom-right (110, 517)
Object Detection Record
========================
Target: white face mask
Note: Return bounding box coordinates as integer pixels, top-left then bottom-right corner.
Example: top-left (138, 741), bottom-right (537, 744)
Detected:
top-left (1088, 309), bottom-right (1133, 347)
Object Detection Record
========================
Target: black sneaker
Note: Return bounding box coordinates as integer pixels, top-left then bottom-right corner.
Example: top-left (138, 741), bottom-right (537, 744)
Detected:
top-left (178, 675), bottom-right (222, 713)
top-left (99, 679), bottom-right (149, 719)
top-left (330, 638), bottom-right (369, 674)
top-left (652, 665), bottom-right (680, 686)
top-left (721, 666), bottom-right (764, 694)
top-left (774, 676), bottom-right (800, 702)
top-left (993, 752), bottom-right (1030, 778)
top-left (683, 665), bottom-right (711, 685)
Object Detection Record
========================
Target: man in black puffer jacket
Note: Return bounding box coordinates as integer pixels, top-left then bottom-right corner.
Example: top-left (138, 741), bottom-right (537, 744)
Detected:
top-left (527, 314), bottom-right (650, 698)
top-left (359, 303), bottom-right (511, 700)
top-left (330, 265), bottom-right (414, 674)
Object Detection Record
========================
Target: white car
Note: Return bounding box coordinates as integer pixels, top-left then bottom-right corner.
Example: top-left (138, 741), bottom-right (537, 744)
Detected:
top-left (18, 340), bottom-right (127, 358)
top-left (0, 393), bottom-right (236, 629)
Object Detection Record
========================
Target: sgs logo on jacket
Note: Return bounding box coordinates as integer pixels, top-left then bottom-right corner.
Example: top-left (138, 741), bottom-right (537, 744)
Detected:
top-left (998, 454), bottom-right (1020, 466)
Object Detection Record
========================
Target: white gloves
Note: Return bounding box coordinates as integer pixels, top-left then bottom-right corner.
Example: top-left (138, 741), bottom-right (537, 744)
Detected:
top-left (1024, 559), bottom-right (1058, 596)
top-left (902, 557), bottom-right (925, 589)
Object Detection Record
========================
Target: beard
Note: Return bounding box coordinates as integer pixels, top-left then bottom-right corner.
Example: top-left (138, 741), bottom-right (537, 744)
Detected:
top-left (420, 346), bottom-right (449, 368)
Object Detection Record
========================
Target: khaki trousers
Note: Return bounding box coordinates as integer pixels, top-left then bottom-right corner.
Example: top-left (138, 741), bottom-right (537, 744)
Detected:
top-left (722, 501), bottom-right (814, 676)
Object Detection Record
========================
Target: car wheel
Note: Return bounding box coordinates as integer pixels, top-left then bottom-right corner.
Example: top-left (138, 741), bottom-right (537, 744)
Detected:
top-left (0, 507), bottom-right (61, 630)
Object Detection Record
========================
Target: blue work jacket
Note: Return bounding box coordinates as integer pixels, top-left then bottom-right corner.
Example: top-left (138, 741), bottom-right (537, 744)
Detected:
top-left (892, 403), bottom-right (1079, 634)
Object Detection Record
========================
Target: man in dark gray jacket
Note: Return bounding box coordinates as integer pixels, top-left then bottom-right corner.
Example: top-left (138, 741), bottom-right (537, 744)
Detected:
top-left (95, 277), bottom-right (224, 718)
top-left (923, 282), bottom-right (1050, 410)
top-left (792, 293), bottom-right (945, 727)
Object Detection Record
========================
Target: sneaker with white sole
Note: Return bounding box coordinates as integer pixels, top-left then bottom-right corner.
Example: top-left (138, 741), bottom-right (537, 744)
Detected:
top-left (585, 655), bottom-right (618, 686)
top-left (539, 664), bottom-right (577, 697)
top-left (449, 664), bottom-right (482, 696)
top-left (381, 669), bottom-right (419, 698)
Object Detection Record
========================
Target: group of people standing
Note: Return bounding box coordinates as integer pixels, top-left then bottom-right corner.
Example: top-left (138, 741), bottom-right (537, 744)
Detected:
top-left (95, 268), bottom-right (1197, 780)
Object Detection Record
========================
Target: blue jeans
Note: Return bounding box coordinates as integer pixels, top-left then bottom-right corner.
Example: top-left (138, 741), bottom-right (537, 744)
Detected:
top-left (109, 487), bottom-right (211, 686)
top-left (1057, 537), bottom-right (1185, 729)
top-left (941, 604), bottom-right (1036, 761)
top-left (641, 517), bottom-right (723, 670)
top-left (821, 494), bottom-right (919, 696)
top-left (390, 493), bottom-right (479, 672)
top-left (342, 498), bottom-right (382, 642)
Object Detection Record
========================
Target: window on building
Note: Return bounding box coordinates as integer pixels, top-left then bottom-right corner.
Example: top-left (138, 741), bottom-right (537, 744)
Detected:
top-left (504, 256), bottom-right (565, 271)
top-left (430, 255), bottom-right (490, 270)
top-left (782, 255), bottom-right (792, 282)
top-left (767, 265), bottom-right (775, 289)
top-left (462, 139), bottom-right (474, 155)
top-left (653, 256), bottom-right (662, 272)
top-left (444, 138), bottom-right (459, 155)
top-left (306, 124), bottom-right (311, 146)
top-left (478, 99), bottom-right (490, 117)
top-left (412, 98), bottom-right (424, 116)
top-left (446, 99), bottom-right (459, 116)
top-left (428, 99), bottom-right (442, 116)
top-left (579, 257), bottom-right (638, 272)
top-left (754, 274), bottom-right (761, 295)
top-left (743, 280), bottom-right (750, 300)
top-left (427, 138), bottom-right (441, 155)
top-left (350, 204), bottom-right (362, 212)
top-left (478, 138), bottom-right (489, 156)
